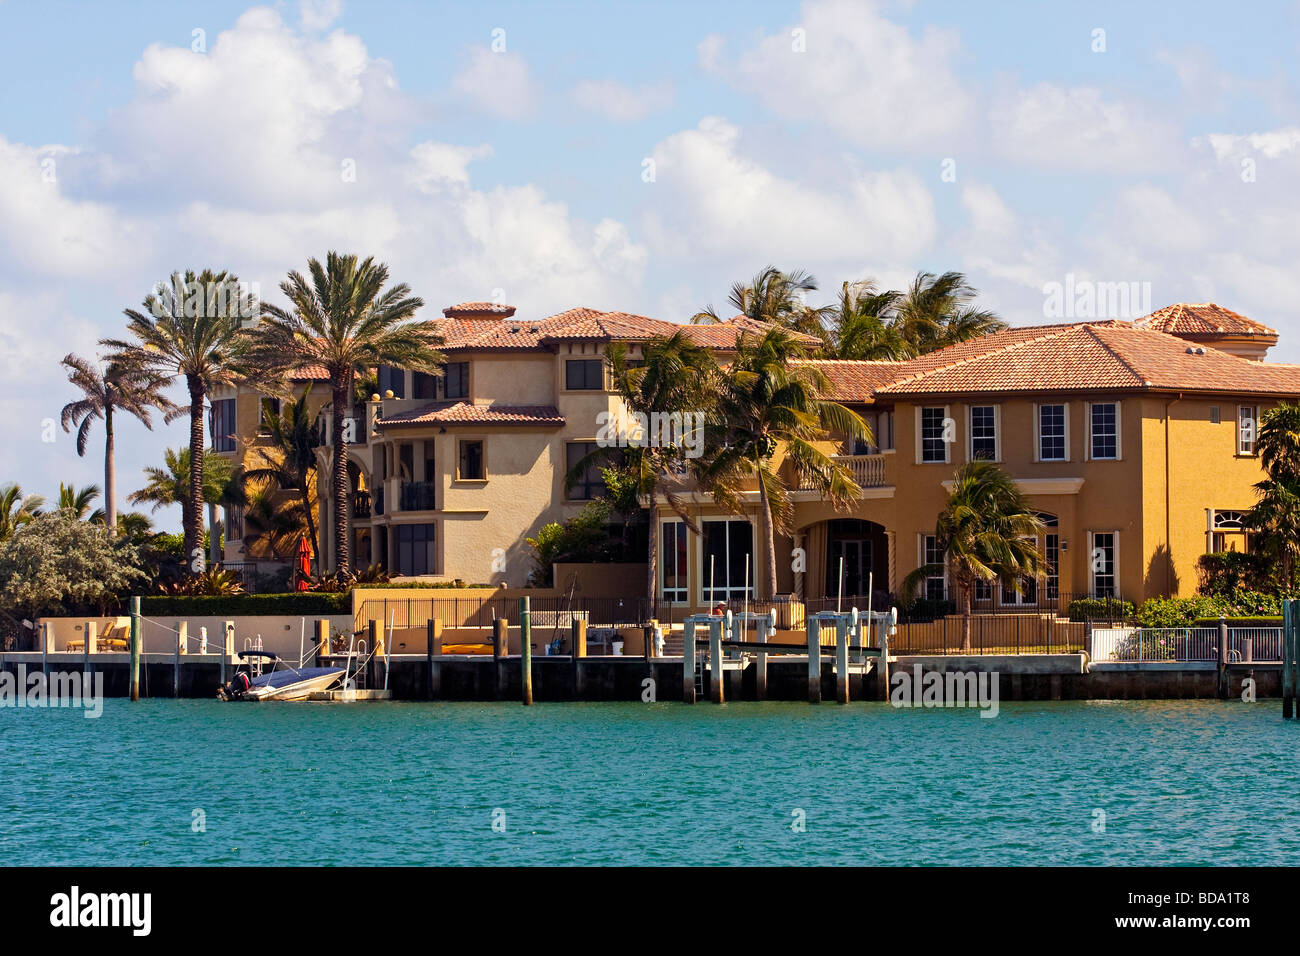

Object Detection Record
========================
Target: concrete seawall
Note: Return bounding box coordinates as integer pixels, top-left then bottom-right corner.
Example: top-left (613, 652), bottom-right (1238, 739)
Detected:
top-left (0, 652), bottom-right (1280, 702)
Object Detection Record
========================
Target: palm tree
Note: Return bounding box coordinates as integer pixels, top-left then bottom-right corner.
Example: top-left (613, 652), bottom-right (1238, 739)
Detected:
top-left (1245, 402), bottom-right (1300, 592)
top-left (128, 447), bottom-right (246, 569)
top-left (697, 327), bottom-right (870, 599)
top-left (59, 354), bottom-right (175, 538)
top-left (825, 280), bottom-right (912, 360)
top-left (241, 486), bottom-right (308, 560)
top-left (251, 252), bottom-right (438, 574)
top-left (0, 484), bottom-right (44, 542)
top-left (241, 385), bottom-right (322, 569)
top-left (903, 460), bottom-right (1046, 651)
top-left (57, 483), bottom-right (103, 522)
top-left (895, 271), bottom-right (1005, 353)
top-left (692, 265), bottom-right (828, 338)
top-left (567, 331), bottom-right (720, 611)
top-left (101, 270), bottom-right (258, 570)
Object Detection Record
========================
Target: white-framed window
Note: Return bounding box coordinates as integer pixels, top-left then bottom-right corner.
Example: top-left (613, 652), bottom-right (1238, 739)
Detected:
top-left (701, 518), bottom-right (754, 602)
top-left (1090, 531), bottom-right (1118, 598)
top-left (969, 404), bottom-right (999, 461)
top-left (918, 406), bottom-right (950, 463)
top-left (1238, 405), bottom-right (1259, 456)
top-left (1037, 403), bottom-right (1068, 461)
top-left (659, 520), bottom-right (689, 603)
top-left (920, 534), bottom-right (946, 601)
top-left (1088, 402), bottom-right (1120, 460)
top-left (1210, 508), bottom-right (1251, 553)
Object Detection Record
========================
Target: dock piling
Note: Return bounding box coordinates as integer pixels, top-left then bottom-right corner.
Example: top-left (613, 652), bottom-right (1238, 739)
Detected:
top-left (520, 596), bottom-right (533, 705)
top-left (174, 620), bottom-right (186, 698)
top-left (426, 619), bottom-right (438, 700)
top-left (315, 619), bottom-right (329, 668)
top-left (129, 598), bottom-right (141, 701)
top-left (755, 614), bottom-right (769, 701)
top-left (836, 616), bottom-right (850, 704)
top-left (83, 620), bottom-right (95, 680)
top-left (1285, 601), bottom-right (1298, 718)
top-left (222, 621), bottom-right (235, 685)
top-left (572, 618), bottom-right (587, 698)
top-left (1217, 617), bottom-right (1229, 700)
top-left (710, 616), bottom-right (724, 704)
top-left (683, 619), bottom-right (697, 704)
top-left (807, 616), bottom-right (821, 704)
top-left (493, 618), bottom-right (507, 700)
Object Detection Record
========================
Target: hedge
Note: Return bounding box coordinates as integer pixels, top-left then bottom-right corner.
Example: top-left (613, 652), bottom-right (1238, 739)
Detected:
top-left (140, 593), bottom-right (350, 617)
top-left (1066, 598), bottom-right (1136, 621)
top-left (1193, 616), bottom-right (1282, 628)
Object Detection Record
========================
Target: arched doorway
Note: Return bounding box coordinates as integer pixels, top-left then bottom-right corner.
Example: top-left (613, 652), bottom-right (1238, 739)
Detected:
top-left (803, 519), bottom-right (890, 605)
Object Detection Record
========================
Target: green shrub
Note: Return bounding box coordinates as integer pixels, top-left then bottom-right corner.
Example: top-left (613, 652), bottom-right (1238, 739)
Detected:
top-left (1135, 595), bottom-right (1222, 628)
top-left (1193, 616), bottom-right (1282, 628)
top-left (1066, 597), bottom-right (1136, 621)
top-left (140, 592), bottom-right (349, 617)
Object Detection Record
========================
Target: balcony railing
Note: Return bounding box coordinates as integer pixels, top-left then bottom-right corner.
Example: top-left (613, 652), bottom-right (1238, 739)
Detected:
top-left (801, 453), bottom-right (887, 490)
top-left (352, 491), bottom-right (372, 519)
top-left (400, 481), bottom-right (438, 512)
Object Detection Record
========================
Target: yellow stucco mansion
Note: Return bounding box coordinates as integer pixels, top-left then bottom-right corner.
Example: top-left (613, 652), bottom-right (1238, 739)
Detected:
top-left (210, 300), bottom-right (1299, 613)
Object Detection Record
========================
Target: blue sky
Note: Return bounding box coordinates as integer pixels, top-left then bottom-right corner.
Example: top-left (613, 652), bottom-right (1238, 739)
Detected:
top-left (2, 0), bottom-right (1298, 528)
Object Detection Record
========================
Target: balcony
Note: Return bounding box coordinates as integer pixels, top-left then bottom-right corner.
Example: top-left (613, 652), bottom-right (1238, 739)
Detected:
top-left (400, 480), bottom-right (438, 512)
top-left (800, 454), bottom-right (887, 490)
top-left (352, 491), bottom-right (372, 519)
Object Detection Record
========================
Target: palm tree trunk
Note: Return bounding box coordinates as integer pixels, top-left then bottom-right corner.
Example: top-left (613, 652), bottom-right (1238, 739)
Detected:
top-left (301, 479), bottom-right (320, 575)
top-left (186, 377), bottom-right (206, 574)
top-left (208, 502), bottom-right (220, 566)
top-left (646, 514), bottom-right (658, 620)
top-left (757, 469), bottom-right (778, 600)
top-left (103, 404), bottom-right (116, 539)
top-left (331, 380), bottom-right (352, 575)
top-left (961, 583), bottom-right (973, 653)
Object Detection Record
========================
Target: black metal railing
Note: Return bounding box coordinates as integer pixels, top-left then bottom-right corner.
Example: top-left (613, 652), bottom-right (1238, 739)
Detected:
top-left (352, 491), bottom-right (372, 519)
top-left (399, 481), bottom-right (437, 512)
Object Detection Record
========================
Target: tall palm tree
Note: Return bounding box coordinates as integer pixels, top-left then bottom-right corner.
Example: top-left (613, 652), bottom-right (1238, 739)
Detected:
top-left (241, 385), bottom-right (323, 569)
top-left (567, 332), bottom-right (720, 611)
top-left (692, 265), bottom-right (828, 338)
top-left (251, 252), bottom-right (438, 574)
top-left (101, 270), bottom-right (258, 570)
top-left (697, 327), bottom-right (870, 599)
top-left (895, 271), bottom-right (1005, 353)
top-left (0, 484), bottom-right (44, 543)
top-left (902, 460), bottom-right (1046, 651)
top-left (825, 280), bottom-right (912, 360)
top-left (57, 483), bottom-right (103, 522)
top-left (59, 354), bottom-right (175, 538)
top-left (1245, 402), bottom-right (1300, 592)
top-left (128, 447), bottom-right (246, 568)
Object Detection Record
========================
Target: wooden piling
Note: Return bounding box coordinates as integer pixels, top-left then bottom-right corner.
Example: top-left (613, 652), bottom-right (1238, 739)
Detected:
top-left (835, 617), bottom-right (850, 704)
top-left (876, 609), bottom-right (894, 701)
top-left (807, 617), bottom-right (821, 704)
top-left (572, 618), bottom-right (587, 699)
top-left (1217, 616), bottom-right (1229, 700)
top-left (40, 621), bottom-right (50, 680)
top-left (315, 619), bottom-right (329, 667)
top-left (221, 621), bottom-right (234, 686)
top-left (755, 617), bottom-right (768, 701)
top-left (493, 618), bottom-right (508, 700)
top-left (129, 597), bottom-right (141, 701)
top-left (367, 620), bottom-right (379, 689)
top-left (174, 620), bottom-right (186, 698)
top-left (683, 620), bottom-right (696, 704)
top-left (426, 619), bottom-right (438, 700)
top-left (709, 618), bottom-right (724, 704)
top-left (520, 596), bottom-right (533, 706)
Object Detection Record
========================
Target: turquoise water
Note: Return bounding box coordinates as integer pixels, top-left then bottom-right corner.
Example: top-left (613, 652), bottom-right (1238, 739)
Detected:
top-left (2, 699), bottom-right (1299, 866)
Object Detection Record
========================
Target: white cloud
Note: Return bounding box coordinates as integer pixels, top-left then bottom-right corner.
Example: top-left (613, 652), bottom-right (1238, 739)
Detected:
top-left (988, 82), bottom-right (1181, 172)
top-left (641, 116), bottom-right (935, 265)
top-left (572, 79), bottom-right (673, 121)
top-left (699, 0), bottom-right (975, 150)
top-left (300, 0), bottom-right (343, 32)
top-left (451, 47), bottom-right (539, 120)
top-left (407, 142), bottom-right (494, 190)
top-left (1205, 127), bottom-right (1300, 162)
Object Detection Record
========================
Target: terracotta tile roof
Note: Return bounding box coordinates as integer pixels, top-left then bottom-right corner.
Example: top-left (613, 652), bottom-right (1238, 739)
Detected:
top-left (874, 321), bottom-right (1300, 398)
top-left (795, 359), bottom-right (909, 403)
top-left (291, 365), bottom-right (332, 381)
top-left (428, 307), bottom-right (820, 352)
top-left (1135, 302), bottom-right (1277, 338)
top-left (377, 401), bottom-right (565, 428)
top-left (442, 301), bottom-right (517, 318)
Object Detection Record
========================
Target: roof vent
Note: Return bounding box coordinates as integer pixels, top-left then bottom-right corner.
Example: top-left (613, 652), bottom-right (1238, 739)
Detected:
top-left (1186, 346), bottom-right (1206, 355)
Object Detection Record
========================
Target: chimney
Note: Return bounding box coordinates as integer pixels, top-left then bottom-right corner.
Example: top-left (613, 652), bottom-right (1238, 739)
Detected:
top-left (442, 301), bottom-right (517, 320)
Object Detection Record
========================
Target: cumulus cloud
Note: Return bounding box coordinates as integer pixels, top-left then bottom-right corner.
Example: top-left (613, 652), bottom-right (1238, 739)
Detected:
top-left (572, 79), bottom-right (673, 121)
top-left (451, 47), bottom-right (539, 120)
top-left (699, 0), bottom-right (975, 150)
top-left (300, 0), bottom-right (343, 32)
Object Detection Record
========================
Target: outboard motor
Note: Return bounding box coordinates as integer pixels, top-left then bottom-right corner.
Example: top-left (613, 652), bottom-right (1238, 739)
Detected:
top-left (218, 672), bottom-right (252, 700)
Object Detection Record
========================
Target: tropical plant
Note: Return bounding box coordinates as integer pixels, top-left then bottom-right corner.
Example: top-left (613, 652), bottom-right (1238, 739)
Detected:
top-left (1245, 402), bottom-right (1300, 592)
top-left (250, 252), bottom-right (438, 574)
top-left (902, 460), bottom-right (1046, 651)
top-left (242, 385), bottom-right (322, 567)
top-left (155, 567), bottom-right (246, 597)
top-left (696, 327), bottom-right (869, 598)
top-left (57, 483), bottom-right (103, 522)
top-left (526, 500), bottom-right (616, 586)
top-left (0, 511), bottom-right (146, 616)
top-left (824, 280), bottom-right (911, 360)
top-left (691, 264), bottom-right (827, 337)
top-left (241, 485), bottom-right (307, 560)
top-left (893, 271), bottom-right (1005, 353)
top-left (101, 270), bottom-right (258, 569)
top-left (127, 448), bottom-right (245, 569)
top-left (0, 483), bottom-right (46, 542)
top-left (59, 353), bottom-right (175, 538)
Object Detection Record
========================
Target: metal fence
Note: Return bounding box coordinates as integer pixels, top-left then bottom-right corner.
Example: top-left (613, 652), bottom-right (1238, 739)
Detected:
top-left (1089, 627), bottom-right (1283, 662)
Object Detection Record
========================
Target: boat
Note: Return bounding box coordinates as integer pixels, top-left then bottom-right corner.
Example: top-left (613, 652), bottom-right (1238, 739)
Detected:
top-left (217, 650), bottom-right (345, 702)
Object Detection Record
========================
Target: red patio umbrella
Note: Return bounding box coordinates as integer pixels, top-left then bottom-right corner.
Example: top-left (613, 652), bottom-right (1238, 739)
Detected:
top-left (295, 535), bottom-right (312, 591)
